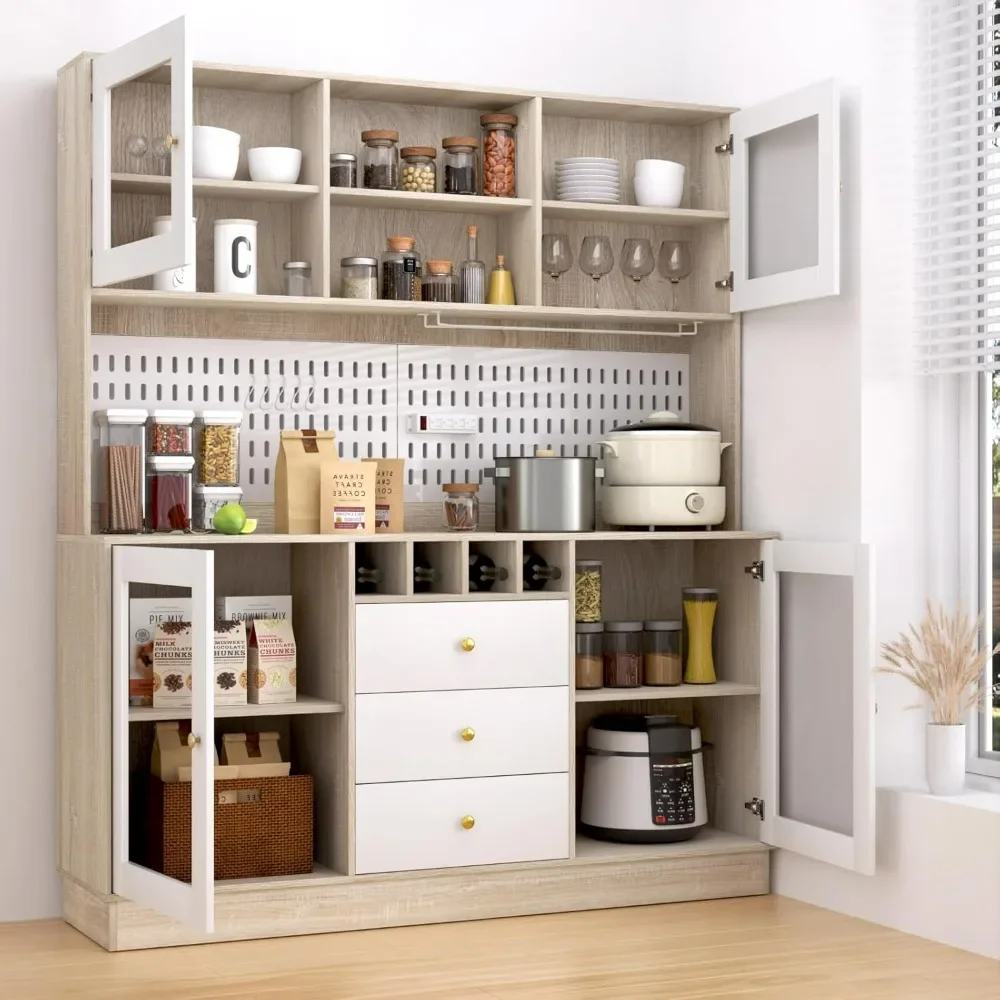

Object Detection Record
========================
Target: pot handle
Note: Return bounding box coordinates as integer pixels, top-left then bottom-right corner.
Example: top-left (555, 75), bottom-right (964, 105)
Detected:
top-left (720, 442), bottom-right (733, 455)
top-left (599, 441), bottom-right (618, 457)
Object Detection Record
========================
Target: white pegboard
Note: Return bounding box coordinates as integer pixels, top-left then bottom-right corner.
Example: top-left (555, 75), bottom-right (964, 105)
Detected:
top-left (90, 337), bottom-right (688, 503)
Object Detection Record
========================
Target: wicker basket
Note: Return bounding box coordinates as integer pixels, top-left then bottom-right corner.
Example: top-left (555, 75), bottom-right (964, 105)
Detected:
top-left (146, 774), bottom-right (313, 881)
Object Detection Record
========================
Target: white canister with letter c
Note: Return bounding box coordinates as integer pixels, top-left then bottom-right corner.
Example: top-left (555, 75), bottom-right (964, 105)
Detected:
top-left (214, 218), bottom-right (258, 294)
top-left (152, 216), bottom-right (196, 292)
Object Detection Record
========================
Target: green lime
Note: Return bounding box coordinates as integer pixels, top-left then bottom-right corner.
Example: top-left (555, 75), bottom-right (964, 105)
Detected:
top-left (213, 502), bottom-right (248, 535)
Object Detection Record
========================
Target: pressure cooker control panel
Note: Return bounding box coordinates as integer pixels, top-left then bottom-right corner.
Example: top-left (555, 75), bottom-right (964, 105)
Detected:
top-left (649, 758), bottom-right (695, 826)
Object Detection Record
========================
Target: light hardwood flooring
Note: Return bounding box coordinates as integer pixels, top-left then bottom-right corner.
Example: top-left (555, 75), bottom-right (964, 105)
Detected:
top-left (2, 897), bottom-right (997, 999)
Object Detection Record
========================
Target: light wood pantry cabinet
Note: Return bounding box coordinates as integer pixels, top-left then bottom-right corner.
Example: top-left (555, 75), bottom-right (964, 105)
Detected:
top-left (56, 16), bottom-right (872, 952)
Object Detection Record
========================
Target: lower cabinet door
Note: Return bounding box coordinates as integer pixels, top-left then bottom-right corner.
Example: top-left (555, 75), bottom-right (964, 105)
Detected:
top-left (355, 773), bottom-right (570, 875)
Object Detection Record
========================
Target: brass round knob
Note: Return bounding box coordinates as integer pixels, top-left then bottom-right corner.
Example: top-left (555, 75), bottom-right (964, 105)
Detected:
top-left (461, 815), bottom-right (475, 830)
top-left (164, 134), bottom-right (179, 148)
top-left (460, 637), bottom-right (475, 652)
top-left (186, 733), bottom-right (201, 748)
top-left (460, 727), bottom-right (475, 742)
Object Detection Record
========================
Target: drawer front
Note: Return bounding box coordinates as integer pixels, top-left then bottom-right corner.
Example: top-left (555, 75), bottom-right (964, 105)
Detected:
top-left (355, 600), bottom-right (570, 693)
top-left (356, 687), bottom-right (570, 784)
top-left (355, 773), bottom-right (570, 874)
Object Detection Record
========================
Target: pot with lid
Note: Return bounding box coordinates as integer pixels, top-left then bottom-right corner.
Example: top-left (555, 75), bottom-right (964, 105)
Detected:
top-left (601, 410), bottom-right (731, 487)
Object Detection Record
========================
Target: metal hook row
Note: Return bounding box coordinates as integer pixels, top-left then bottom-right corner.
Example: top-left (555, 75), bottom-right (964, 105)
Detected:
top-left (243, 373), bottom-right (319, 412)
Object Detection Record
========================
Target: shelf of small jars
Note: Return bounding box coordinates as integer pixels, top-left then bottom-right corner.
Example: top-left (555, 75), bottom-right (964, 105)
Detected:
top-left (110, 173), bottom-right (320, 202)
top-left (328, 185), bottom-right (533, 215)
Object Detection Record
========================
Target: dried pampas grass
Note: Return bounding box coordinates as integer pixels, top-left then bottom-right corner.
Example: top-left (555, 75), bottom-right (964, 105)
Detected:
top-left (878, 602), bottom-right (998, 725)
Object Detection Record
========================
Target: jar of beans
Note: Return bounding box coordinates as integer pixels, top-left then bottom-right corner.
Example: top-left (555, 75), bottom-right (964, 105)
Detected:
top-left (400, 146), bottom-right (436, 192)
top-left (481, 113), bottom-right (517, 197)
top-left (196, 410), bottom-right (241, 486)
top-left (380, 236), bottom-right (422, 301)
top-left (146, 455), bottom-right (194, 532)
top-left (422, 260), bottom-right (457, 302)
top-left (147, 410), bottom-right (194, 456)
top-left (361, 129), bottom-right (399, 190)
top-left (442, 136), bottom-right (478, 194)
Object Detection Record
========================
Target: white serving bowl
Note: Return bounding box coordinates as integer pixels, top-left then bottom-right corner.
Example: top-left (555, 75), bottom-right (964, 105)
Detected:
top-left (634, 157), bottom-right (684, 175)
top-left (192, 125), bottom-right (241, 180)
top-left (247, 146), bottom-right (303, 184)
top-left (633, 161), bottom-right (685, 207)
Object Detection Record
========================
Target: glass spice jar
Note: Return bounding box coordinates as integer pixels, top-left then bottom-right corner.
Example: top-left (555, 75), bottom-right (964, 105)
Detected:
top-left (146, 455), bottom-right (194, 532)
top-left (643, 620), bottom-right (683, 686)
top-left (147, 410), bottom-right (194, 456)
top-left (329, 152), bottom-right (357, 187)
top-left (575, 560), bottom-right (602, 622)
top-left (422, 260), bottom-right (457, 302)
top-left (380, 236), bottom-right (422, 301)
top-left (400, 146), bottom-right (436, 192)
top-left (361, 129), bottom-right (399, 190)
top-left (192, 485), bottom-right (243, 532)
top-left (603, 621), bottom-right (643, 687)
top-left (282, 261), bottom-right (312, 297)
top-left (442, 136), bottom-right (478, 194)
top-left (481, 113), bottom-right (517, 196)
top-left (340, 256), bottom-right (378, 299)
top-left (576, 622), bottom-right (604, 690)
top-left (196, 410), bottom-right (241, 486)
top-left (443, 482), bottom-right (479, 531)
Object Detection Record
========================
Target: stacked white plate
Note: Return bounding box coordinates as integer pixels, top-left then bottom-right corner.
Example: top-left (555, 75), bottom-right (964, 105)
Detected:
top-left (555, 157), bottom-right (621, 203)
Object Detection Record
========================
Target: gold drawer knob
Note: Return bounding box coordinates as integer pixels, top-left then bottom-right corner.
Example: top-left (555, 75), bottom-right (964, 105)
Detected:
top-left (460, 637), bottom-right (476, 652)
top-left (461, 815), bottom-right (475, 830)
top-left (186, 733), bottom-right (201, 748)
top-left (460, 727), bottom-right (476, 742)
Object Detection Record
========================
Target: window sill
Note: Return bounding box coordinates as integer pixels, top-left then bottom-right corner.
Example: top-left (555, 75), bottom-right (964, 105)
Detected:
top-left (884, 783), bottom-right (1000, 813)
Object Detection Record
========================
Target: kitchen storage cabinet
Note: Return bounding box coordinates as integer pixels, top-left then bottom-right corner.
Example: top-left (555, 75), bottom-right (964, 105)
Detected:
top-left (57, 16), bottom-right (871, 953)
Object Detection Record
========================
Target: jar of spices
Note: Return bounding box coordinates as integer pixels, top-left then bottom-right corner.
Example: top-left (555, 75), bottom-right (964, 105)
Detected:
top-left (683, 587), bottom-right (719, 684)
top-left (481, 113), bottom-right (517, 196)
top-left (443, 482), bottom-right (479, 531)
top-left (147, 410), bottom-right (194, 456)
top-left (282, 261), bottom-right (312, 297)
top-left (329, 152), bottom-right (357, 188)
top-left (400, 146), bottom-right (436, 192)
top-left (575, 560), bottom-right (602, 622)
top-left (146, 456), bottom-right (194, 532)
top-left (340, 256), bottom-right (378, 299)
top-left (603, 621), bottom-right (643, 688)
top-left (192, 485), bottom-right (243, 532)
top-left (380, 236), bottom-right (422, 301)
top-left (442, 136), bottom-right (478, 194)
top-left (361, 129), bottom-right (399, 190)
top-left (98, 408), bottom-right (147, 533)
top-left (643, 620), bottom-right (683, 686)
top-left (422, 260), bottom-right (457, 302)
top-left (576, 622), bottom-right (604, 690)
top-left (196, 410), bottom-right (241, 486)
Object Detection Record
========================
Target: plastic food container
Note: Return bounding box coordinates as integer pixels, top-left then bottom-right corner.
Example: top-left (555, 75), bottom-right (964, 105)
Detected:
top-left (361, 129), bottom-right (399, 190)
top-left (443, 482), bottom-right (479, 531)
top-left (193, 485), bottom-right (244, 532)
top-left (643, 620), bottom-right (682, 686)
top-left (147, 410), bottom-right (194, 456)
top-left (196, 411), bottom-right (241, 486)
top-left (683, 587), bottom-right (719, 684)
top-left (98, 408), bottom-right (147, 533)
top-left (575, 560), bottom-right (602, 622)
top-left (576, 623), bottom-right (604, 689)
top-left (400, 146), bottom-right (436, 192)
top-left (603, 621), bottom-right (643, 687)
top-left (146, 456), bottom-right (194, 532)
top-left (282, 261), bottom-right (312, 297)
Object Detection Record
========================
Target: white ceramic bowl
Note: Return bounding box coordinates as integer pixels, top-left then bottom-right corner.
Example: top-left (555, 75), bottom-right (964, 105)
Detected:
top-left (634, 158), bottom-right (684, 175)
top-left (247, 146), bottom-right (303, 184)
top-left (192, 126), bottom-right (241, 180)
top-left (633, 161), bottom-right (685, 207)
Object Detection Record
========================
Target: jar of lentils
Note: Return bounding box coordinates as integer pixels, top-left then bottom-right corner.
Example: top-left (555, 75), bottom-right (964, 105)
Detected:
top-left (340, 256), bottom-right (378, 299)
top-left (361, 129), bottom-right (399, 190)
top-left (481, 113), bottom-right (517, 196)
top-left (329, 152), bottom-right (357, 188)
top-left (442, 136), bottom-right (478, 194)
top-left (400, 146), bottom-right (436, 192)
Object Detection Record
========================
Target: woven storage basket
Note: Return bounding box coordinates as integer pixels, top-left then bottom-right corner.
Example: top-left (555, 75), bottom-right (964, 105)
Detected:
top-left (147, 774), bottom-right (313, 881)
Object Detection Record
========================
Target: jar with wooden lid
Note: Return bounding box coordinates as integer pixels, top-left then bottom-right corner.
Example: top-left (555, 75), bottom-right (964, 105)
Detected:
top-left (643, 620), bottom-right (682, 686)
top-left (401, 146), bottom-right (436, 192)
top-left (576, 623), bottom-right (604, 689)
top-left (361, 129), bottom-right (399, 190)
top-left (443, 482), bottom-right (479, 531)
top-left (481, 113), bottom-right (517, 196)
top-left (380, 236), bottom-right (422, 301)
top-left (422, 260), bottom-right (457, 302)
top-left (442, 136), bottom-right (478, 194)
top-left (603, 621), bottom-right (643, 687)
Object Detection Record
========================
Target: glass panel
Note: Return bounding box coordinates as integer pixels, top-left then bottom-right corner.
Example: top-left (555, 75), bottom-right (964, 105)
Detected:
top-left (778, 571), bottom-right (853, 836)
top-left (989, 373), bottom-right (1000, 755)
top-left (748, 115), bottom-right (820, 279)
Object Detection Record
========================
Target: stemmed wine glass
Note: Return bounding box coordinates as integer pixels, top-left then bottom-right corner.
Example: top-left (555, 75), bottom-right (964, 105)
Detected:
top-left (151, 135), bottom-right (173, 176)
top-left (579, 235), bottom-right (614, 307)
top-left (542, 233), bottom-right (573, 304)
top-left (620, 238), bottom-right (654, 307)
top-left (126, 134), bottom-right (148, 174)
top-left (658, 239), bottom-right (692, 311)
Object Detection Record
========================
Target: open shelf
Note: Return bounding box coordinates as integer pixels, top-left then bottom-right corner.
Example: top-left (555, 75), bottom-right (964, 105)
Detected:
top-left (330, 186), bottom-right (532, 215)
top-left (129, 695), bottom-right (345, 721)
top-left (574, 828), bottom-right (761, 861)
top-left (574, 682), bottom-right (759, 703)
top-left (111, 173), bottom-right (319, 201)
top-left (542, 201), bottom-right (728, 227)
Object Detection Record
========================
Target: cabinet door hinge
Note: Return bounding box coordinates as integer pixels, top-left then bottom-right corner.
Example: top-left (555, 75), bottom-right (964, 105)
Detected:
top-left (744, 797), bottom-right (765, 820)
top-left (715, 134), bottom-right (733, 154)
top-left (744, 560), bottom-right (764, 582)
top-left (715, 271), bottom-right (734, 291)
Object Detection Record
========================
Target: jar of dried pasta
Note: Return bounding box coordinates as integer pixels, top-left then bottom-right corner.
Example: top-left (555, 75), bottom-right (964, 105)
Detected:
top-left (196, 410), bottom-right (242, 486)
top-left (575, 560), bottom-right (602, 622)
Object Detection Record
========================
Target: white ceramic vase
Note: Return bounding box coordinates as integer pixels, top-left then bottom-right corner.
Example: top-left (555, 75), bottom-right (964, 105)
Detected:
top-left (925, 723), bottom-right (965, 795)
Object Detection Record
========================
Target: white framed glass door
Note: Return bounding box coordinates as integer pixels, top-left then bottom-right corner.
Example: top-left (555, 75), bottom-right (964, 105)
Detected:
top-left (112, 546), bottom-right (215, 932)
top-left (91, 16), bottom-right (193, 287)
top-left (758, 540), bottom-right (875, 874)
top-left (730, 79), bottom-right (841, 312)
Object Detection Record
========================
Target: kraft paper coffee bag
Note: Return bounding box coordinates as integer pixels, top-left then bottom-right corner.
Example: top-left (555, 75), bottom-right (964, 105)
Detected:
top-left (274, 429), bottom-right (336, 534)
top-left (320, 459), bottom-right (376, 535)
top-left (362, 458), bottom-right (405, 533)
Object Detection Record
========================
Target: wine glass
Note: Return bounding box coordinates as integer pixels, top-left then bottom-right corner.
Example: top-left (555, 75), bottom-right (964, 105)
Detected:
top-left (126, 134), bottom-right (148, 174)
top-left (579, 235), bottom-right (614, 307)
top-left (542, 233), bottom-right (573, 280)
top-left (658, 239), bottom-right (692, 311)
top-left (620, 238), bottom-right (654, 307)
top-left (151, 135), bottom-right (172, 176)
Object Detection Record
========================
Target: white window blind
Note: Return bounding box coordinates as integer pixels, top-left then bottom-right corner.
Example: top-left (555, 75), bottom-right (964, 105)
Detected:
top-left (918, 0), bottom-right (1000, 375)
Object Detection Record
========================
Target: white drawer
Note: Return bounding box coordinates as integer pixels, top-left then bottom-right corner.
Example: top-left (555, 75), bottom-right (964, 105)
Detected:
top-left (355, 600), bottom-right (569, 693)
top-left (356, 687), bottom-right (569, 784)
top-left (354, 773), bottom-right (570, 874)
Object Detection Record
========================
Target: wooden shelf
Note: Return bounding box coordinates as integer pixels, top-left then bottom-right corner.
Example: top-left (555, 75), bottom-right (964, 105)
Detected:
top-left (354, 591), bottom-right (570, 604)
top-left (574, 682), bottom-right (760, 703)
top-left (111, 173), bottom-right (320, 201)
top-left (128, 695), bottom-right (344, 721)
top-left (331, 186), bottom-right (532, 215)
top-left (542, 201), bottom-right (728, 227)
top-left (574, 828), bottom-right (762, 861)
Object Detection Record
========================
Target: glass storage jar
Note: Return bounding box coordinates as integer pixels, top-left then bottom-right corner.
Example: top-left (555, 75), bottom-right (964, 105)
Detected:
top-left (575, 560), bottom-right (602, 622)
top-left (683, 587), bottom-right (719, 684)
top-left (98, 408), bottom-right (147, 533)
top-left (381, 236), bottom-right (422, 301)
top-left (421, 260), bottom-right (457, 302)
top-left (576, 622), bottom-right (604, 689)
top-left (146, 455), bottom-right (194, 532)
top-left (603, 621), bottom-right (643, 687)
top-left (443, 482), bottom-right (479, 531)
top-left (147, 410), bottom-right (194, 456)
top-left (340, 256), bottom-right (378, 299)
top-left (282, 261), bottom-right (312, 297)
top-left (329, 152), bottom-right (357, 187)
top-left (400, 146), bottom-right (436, 192)
top-left (481, 113), bottom-right (517, 196)
top-left (643, 619), bottom-right (683, 686)
top-left (442, 136), bottom-right (478, 194)
top-left (361, 129), bottom-right (399, 190)
top-left (192, 485), bottom-right (243, 532)
top-left (196, 410), bottom-right (241, 486)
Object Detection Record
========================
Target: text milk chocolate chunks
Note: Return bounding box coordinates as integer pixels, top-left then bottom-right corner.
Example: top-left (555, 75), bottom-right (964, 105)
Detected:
top-left (362, 457), bottom-right (405, 532)
top-left (320, 459), bottom-right (376, 534)
top-left (274, 429), bottom-right (337, 534)
top-left (247, 617), bottom-right (297, 705)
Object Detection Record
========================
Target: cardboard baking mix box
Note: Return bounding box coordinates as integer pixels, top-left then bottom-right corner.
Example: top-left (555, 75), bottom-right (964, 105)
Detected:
top-left (129, 598), bottom-right (192, 707)
top-left (362, 457), bottom-right (405, 533)
top-left (247, 617), bottom-right (297, 705)
top-left (151, 619), bottom-right (249, 709)
top-left (215, 595), bottom-right (293, 628)
top-left (319, 458), bottom-right (376, 534)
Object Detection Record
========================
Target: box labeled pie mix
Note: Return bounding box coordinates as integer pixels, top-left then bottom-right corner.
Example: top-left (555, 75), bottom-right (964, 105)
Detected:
top-left (129, 598), bottom-right (191, 707)
top-left (247, 617), bottom-right (297, 705)
top-left (151, 620), bottom-right (248, 709)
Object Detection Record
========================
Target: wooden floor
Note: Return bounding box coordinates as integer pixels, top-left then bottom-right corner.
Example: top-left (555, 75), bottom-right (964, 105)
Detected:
top-left (2, 897), bottom-right (997, 999)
